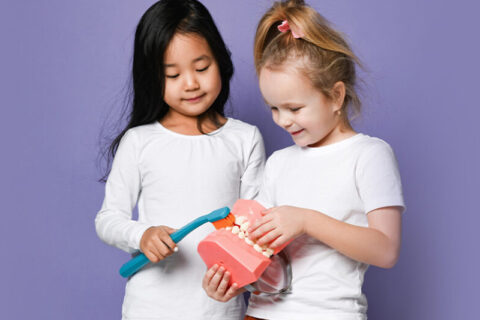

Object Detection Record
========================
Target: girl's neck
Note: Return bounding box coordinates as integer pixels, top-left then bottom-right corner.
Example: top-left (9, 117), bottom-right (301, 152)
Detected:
top-left (160, 111), bottom-right (227, 135)
top-left (308, 120), bottom-right (356, 148)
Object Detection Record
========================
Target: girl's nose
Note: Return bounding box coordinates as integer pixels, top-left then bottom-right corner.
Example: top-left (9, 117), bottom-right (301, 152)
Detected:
top-left (184, 72), bottom-right (200, 91)
top-left (278, 112), bottom-right (293, 128)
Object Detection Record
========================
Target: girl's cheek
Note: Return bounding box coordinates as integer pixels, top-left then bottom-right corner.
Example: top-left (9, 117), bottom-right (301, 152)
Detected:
top-left (271, 113), bottom-right (281, 127)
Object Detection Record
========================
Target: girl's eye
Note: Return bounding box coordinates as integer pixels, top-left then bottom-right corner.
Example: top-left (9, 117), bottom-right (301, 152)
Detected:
top-left (196, 65), bottom-right (210, 72)
top-left (290, 107), bottom-right (302, 112)
top-left (270, 106), bottom-right (278, 111)
top-left (166, 74), bottom-right (179, 79)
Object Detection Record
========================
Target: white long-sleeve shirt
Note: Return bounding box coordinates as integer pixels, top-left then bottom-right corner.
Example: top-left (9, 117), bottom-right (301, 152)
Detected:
top-left (96, 118), bottom-right (265, 320)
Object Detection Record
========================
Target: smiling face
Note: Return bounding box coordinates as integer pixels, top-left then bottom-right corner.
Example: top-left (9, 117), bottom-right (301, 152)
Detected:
top-left (162, 33), bottom-right (222, 123)
top-left (259, 63), bottom-right (349, 148)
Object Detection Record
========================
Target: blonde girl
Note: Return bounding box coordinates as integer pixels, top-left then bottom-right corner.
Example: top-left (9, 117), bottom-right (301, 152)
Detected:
top-left (203, 1), bottom-right (404, 319)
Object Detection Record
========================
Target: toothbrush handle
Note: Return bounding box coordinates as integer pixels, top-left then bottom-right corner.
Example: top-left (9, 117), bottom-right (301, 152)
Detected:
top-left (119, 214), bottom-right (212, 278)
top-left (119, 253), bottom-right (150, 278)
top-left (170, 215), bottom-right (210, 243)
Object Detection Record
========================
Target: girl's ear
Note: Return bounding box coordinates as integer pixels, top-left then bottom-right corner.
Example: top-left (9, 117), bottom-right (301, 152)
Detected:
top-left (331, 81), bottom-right (346, 111)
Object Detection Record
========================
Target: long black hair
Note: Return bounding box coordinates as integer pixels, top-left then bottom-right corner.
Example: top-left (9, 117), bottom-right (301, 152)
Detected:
top-left (101, 0), bottom-right (234, 181)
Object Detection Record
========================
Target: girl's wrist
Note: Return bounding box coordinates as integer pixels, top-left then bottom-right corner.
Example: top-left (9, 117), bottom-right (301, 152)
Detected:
top-left (299, 207), bottom-right (312, 236)
top-left (302, 208), bottom-right (324, 238)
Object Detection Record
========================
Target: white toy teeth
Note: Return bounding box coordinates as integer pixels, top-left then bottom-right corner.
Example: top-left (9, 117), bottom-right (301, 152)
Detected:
top-left (227, 218), bottom-right (273, 257)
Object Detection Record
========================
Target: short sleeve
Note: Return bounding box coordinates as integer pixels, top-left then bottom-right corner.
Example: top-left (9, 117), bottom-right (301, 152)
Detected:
top-left (254, 153), bottom-right (275, 209)
top-left (356, 141), bottom-right (405, 214)
top-left (240, 127), bottom-right (266, 200)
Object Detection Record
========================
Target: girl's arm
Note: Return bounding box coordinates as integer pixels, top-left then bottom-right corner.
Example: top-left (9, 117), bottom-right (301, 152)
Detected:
top-left (95, 130), bottom-right (152, 253)
top-left (249, 205), bottom-right (402, 269)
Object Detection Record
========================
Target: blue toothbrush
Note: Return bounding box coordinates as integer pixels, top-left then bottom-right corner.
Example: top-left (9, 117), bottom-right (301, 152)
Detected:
top-left (119, 206), bottom-right (234, 278)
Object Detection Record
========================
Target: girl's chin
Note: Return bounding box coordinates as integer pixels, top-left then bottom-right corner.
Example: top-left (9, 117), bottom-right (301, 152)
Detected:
top-left (294, 138), bottom-right (323, 148)
top-left (292, 138), bottom-right (309, 147)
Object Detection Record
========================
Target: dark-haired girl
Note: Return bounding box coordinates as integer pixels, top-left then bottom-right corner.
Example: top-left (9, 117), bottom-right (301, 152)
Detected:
top-left (95, 1), bottom-right (265, 318)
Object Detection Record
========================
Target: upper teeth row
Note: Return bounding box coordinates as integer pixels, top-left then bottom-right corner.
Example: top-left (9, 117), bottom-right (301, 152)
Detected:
top-left (225, 217), bottom-right (274, 258)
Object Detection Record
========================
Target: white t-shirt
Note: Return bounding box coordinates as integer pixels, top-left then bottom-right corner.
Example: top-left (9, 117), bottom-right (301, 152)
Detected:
top-left (95, 118), bottom-right (265, 320)
top-left (248, 133), bottom-right (405, 320)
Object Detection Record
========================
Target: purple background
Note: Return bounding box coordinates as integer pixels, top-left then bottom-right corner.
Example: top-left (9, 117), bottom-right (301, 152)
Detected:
top-left (1, 0), bottom-right (478, 319)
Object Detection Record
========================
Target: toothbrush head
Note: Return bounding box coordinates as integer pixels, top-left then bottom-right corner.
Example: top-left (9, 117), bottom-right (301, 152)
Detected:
top-left (212, 213), bottom-right (236, 229)
top-left (205, 206), bottom-right (235, 229)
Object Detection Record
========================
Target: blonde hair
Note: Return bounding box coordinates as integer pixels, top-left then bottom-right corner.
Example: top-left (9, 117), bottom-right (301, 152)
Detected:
top-left (254, 0), bottom-right (362, 119)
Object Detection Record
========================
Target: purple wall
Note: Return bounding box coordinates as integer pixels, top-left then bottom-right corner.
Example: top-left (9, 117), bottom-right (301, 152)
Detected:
top-left (1, 0), bottom-right (478, 319)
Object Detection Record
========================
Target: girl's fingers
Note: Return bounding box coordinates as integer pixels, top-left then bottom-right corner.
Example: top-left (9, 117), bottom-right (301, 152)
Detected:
top-left (160, 236), bottom-right (177, 254)
top-left (249, 217), bottom-right (269, 233)
top-left (160, 242), bottom-right (174, 257)
top-left (249, 222), bottom-right (275, 240)
top-left (152, 236), bottom-right (171, 257)
top-left (209, 266), bottom-right (225, 290)
top-left (144, 250), bottom-right (159, 263)
top-left (249, 214), bottom-right (272, 232)
top-left (165, 226), bottom-right (178, 234)
top-left (202, 264), bottom-right (219, 288)
top-left (202, 266), bottom-right (242, 302)
top-left (141, 226), bottom-right (178, 260)
top-left (224, 283), bottom-right (241, 301)
top-left (261, 207), bottom-right (274, 215)
top-left (216, 271), bottom-right (231, 295)
top-left (268, 234), bottom-right (287, 249)
top-left (256, 229), bottom-right (280, 246)
top-left (145, 238), bottom-right (163, 261)
top-left (156, 227), bottom-right (177, 252)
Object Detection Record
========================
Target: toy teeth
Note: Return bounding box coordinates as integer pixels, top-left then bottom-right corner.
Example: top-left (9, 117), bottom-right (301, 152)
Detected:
top-left (225, 215), bottom-right (274, 258)
top-left (197, 199), bottom-right (291, 289)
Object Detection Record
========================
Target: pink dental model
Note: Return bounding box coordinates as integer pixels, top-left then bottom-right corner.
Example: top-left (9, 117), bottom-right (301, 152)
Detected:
top-left (197, 199), bottom-right (289, 288)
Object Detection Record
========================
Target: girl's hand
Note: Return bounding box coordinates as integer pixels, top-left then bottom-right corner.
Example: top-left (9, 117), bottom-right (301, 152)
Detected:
top-left (202, 264), bottom-right (245, 302)
top-left (248, 206), bottom-right (307, 248)
top-left (140, 226), bottom-right (177, 263)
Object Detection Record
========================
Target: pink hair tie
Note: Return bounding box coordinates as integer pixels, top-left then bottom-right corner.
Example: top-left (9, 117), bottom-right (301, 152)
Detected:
top-left (277, 20), bottom-right (304, 39)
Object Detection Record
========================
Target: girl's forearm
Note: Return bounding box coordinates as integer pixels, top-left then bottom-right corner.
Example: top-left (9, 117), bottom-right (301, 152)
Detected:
top-left (302, 209), bottom-right (400, 268)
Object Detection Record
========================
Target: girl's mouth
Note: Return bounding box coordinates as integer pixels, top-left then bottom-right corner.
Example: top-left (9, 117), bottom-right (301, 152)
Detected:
top-left (184, 93), bottom-right (206, 103)
top-left (290, 129), bottom-right (304, 136)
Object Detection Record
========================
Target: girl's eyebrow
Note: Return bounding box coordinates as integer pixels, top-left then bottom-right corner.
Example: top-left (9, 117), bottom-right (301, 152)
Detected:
top-left (264, 99), bottom-right (302, 108)
top-left (280, 102), bottom-right (302, 107)
top-left (193, 55), bottom-right (211, 63)
top-left (165, 55), bottom-right (211, 68)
